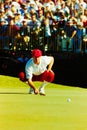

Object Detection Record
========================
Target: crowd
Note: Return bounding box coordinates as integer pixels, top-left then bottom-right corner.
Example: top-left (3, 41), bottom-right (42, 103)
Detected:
top-left (0, 0), bottom-right (87, 52)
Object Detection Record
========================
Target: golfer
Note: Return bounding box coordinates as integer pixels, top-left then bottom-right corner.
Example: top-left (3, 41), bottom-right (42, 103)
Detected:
top-left (25, 49), bottom-right (55, 95)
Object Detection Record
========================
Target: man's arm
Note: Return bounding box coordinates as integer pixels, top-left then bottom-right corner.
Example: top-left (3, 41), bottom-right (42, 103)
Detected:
top-left (28, 78), bottom-right (39, 94)
top-left (47, 56), bottom-right (54, 71)
top-left (70, 30), bottom-right (77, 39)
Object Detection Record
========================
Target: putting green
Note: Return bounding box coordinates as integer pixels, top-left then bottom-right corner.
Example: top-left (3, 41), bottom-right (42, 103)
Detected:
top-left (0, 75), bottom-right (87, 130)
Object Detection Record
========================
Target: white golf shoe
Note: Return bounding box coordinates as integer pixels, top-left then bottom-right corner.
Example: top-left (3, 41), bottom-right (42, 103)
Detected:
top-left (39, 81), bottom-right (47, 96)
top-left (39, 87), bottom-right (46, 96)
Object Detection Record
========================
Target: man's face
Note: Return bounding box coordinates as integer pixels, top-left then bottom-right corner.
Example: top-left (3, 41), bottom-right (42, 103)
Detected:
top-left (67, 22), bottom-right (73, 26)
top-left (32, 15), bottom-right (36, 22)
top-left (33, 57), bottom-right (41, 65)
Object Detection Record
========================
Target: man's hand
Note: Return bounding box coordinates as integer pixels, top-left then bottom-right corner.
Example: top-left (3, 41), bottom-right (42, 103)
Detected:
top-left (28, 79), bottom-right (39, 94)
top-left (34, 88), bottom-right (39, 95)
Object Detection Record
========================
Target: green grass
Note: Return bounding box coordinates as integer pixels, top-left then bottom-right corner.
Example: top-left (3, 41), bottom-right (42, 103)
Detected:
top-left (0, 75), bottom-right (87, 130)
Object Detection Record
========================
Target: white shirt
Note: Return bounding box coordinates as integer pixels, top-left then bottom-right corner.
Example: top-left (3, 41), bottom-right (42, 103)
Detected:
top-left (25, 56), bottom-right (51, 79)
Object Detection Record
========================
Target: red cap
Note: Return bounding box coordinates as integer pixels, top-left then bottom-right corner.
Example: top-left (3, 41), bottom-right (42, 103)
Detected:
top-left (32, 49), bottom-right (42, 58)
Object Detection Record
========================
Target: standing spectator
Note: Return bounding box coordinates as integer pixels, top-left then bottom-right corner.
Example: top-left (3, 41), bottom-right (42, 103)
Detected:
top-left (56, 0), bottom-right (65, 6)
top-left (19, 3), bottom-right (28, 16)
top-left (6, 19), bottom-right (20, 50)
top-left (11, 0), bottom-right (21, 11)
top-left (43, 11), bottom-right (53, 51)
top-left (19, 20), bottom-right (30, 50)
top-left (28, 13), bottom-right (41, 49)
top-left (61, 1), bottom-right (70, 17)
top-left (54, 4), bottom-right (61, 21)
top-left (72, 0), bottom-right (87, 18)
top-left (43, 0), bottom-right (55, 12)
top-left (0, 2), bottom-right (4, 11)
top-left (79, 13), bottom-right (87, 33)
top-left (13, 11), bottom-right (23, 27)
top-left (65, 0), bottom-right (73, 17)
top-left (37, 9), bottom-right (45, 49)
top-left (84, 8), bottom-right (87, 17)
top-left (28, 1), bottom-right (36, 13)
top-left (34, 0), bottom-right (43, 11)
top-left (0, 18), bottom-right (8, 49)
top-left (75, 22), bottom-right (86, 52)
top-left (62, 19), bottom-right (77, 51)
top-left (57, 11), bottom-right (67, 51)
top-left (11, 18), bottom-right (21, 50)
top-left (24, 12), bottom-right (31, 22)
top-left (10, 4), bottom-right (18, 16)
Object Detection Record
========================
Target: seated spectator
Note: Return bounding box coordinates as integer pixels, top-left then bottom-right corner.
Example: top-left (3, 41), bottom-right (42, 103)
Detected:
top-left (17, 53), bottom-right (29, 63)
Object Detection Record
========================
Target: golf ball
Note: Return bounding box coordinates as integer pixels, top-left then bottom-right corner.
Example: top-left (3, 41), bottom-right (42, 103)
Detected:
top-left (67, 98), bottom-right (71, 102)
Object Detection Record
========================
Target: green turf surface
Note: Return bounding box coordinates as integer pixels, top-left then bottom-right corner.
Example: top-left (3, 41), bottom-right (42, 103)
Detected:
top-left (0, 75), bottom-right (87, 130)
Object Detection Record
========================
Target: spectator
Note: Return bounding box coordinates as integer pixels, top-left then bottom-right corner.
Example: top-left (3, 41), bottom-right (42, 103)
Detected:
top-left (79, 13), bottom-right (87, 34)
top-left (10, 4), bottom-right (18, 16)
top-left (62, 19), bottom-right (77, 51)
top-left (17, 53), bottom-right (29, 63)
top-left (43, 0), bottom-right (55, 12)
top-left (0, 2), bottom-right (4, 11)
top-left (13, 11), bottom-right (23, 27)
top-left (65, 0), bottom-right (73, 16)
top-left (0, 18), bottom-right (8, 49)
top-left (0, 8), bottom-right (6, 20)
top-left (34, 0), bottom-right (43, 11)
top-left (28, 1), bottom-right (36, 13)
top-left (19, 20), bottom-right (30, 50)
top-left (84, 8), bottom-right (87, 17)
top-left (43, 10), bottom-right (55, 51)
top-left (75, 21), bottom-right (86, 52)
top-left (61, 1), bottom-right (70, 17)
top-left (72, 0), bottom-right (87, 18)
top-left (11, 0), bottom-right (21, 11)
top-left (28, 13), bottom-right (41, 49)
top-left (6, 19), bottom-right (20, 50)
top-left (17, 53), bottom-right (29, 72)
top-left (24, 12), bottom-right (31, 22)
top-left (54, 5), bottom-right (62, 22)
top-left (57, 11), bottom-right (67, 51)
top-left (37, 9), bottom-right (44, 25)
top-left (19, 3), bottom-right (28, 16)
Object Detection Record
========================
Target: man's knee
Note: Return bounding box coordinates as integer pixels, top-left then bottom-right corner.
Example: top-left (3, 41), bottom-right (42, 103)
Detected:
top-left (18, 71), bottom-right (26, 81)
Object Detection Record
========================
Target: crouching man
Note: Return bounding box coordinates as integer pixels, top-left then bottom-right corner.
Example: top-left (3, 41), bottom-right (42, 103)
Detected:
top-left (19, 49), bottom-right (55, 95)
